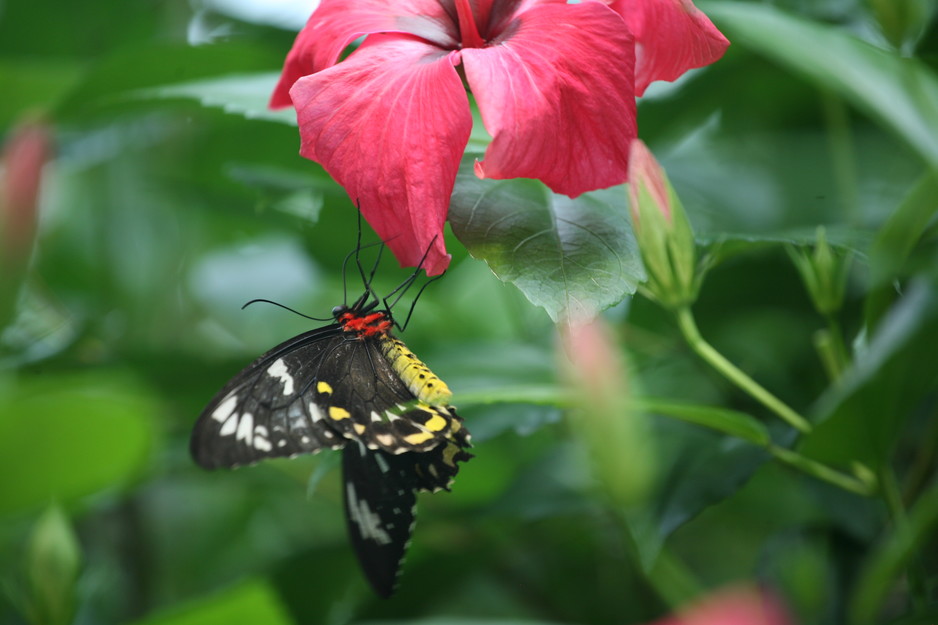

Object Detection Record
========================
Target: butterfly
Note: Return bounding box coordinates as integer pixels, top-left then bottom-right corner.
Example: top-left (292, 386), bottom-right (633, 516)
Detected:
top-left (190, 243), bottom-right (472, 597)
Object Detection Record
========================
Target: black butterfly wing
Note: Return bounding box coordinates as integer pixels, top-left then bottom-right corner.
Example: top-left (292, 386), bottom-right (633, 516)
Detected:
top-left (342, 432), bottom-right (474, 597)
top-left (318, 335), bottom-right (466, 454)
top-left (342, 441), bottom-right (417, 598)
top-left (192, 328), bottom-right (468, 469)
top-left (191, 326), bottom-right (350, 469)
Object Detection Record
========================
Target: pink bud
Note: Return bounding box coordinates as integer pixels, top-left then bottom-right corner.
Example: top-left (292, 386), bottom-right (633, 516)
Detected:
top-left (2, 121), bottom-right (51, 268)
top-left (654, 587), bottom-right (795, 625)
top-left (628, 138), bottom-right (672, 227)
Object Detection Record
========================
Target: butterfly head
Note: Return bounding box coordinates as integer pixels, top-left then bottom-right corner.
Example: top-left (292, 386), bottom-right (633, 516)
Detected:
top-left (335, 296), bottom-right (394, 339)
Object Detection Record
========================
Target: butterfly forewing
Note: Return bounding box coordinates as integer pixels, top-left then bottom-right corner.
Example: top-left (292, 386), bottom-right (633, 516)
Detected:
top-left (191, 326), bottom-right (349, 469)
top-left (192, 328), bottom-right (467, 468)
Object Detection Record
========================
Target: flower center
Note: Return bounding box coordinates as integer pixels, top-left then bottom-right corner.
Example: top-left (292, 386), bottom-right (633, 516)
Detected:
top-left (454, 0), bottom-right (485, 48)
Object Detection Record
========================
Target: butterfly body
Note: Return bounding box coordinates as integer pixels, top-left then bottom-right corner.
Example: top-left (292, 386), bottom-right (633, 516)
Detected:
top-left (191, 290), bottom-right (471, 596)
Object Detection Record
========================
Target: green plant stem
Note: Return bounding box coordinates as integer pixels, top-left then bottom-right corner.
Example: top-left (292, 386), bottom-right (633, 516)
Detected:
top-left (820, 89), bottom-right (859, 223)
top-left (458, 388), bottom-right (874, 496)
top-left (826, 315), bottom-right (850, 376)
top-left (881, 466), bottom-right (907, 525)
top-left (675, 307), bottom-right (813, 434)
top-left (769, 445), bottom-right (876, 496)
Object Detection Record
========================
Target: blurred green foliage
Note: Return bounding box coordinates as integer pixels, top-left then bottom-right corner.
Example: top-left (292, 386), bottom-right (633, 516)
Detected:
top-left (0, 0), bottom-right (936, 624)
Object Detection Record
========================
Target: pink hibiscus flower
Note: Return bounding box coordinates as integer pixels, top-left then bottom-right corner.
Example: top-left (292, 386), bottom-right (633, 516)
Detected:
top-left (271, 0), bottom-right (728, 275)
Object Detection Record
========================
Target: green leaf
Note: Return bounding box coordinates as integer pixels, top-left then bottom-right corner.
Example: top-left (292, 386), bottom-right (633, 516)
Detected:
top-left (0, 372), bottom-right (158, 516)
top-left (802, 279), bottom-right (938, 469)
top-left (706, 2), bottom-right (938, 170)
top-left (0, 59), bottom-right (82, 128)
top-left (638, 399), bottom-right (771, 446)
top-left (449, 161), bottom-right (644, 323)
top-left (54, 42), bottom-right (283, 121)
top-left (140, 72), bottom-right (296, 125)
top-left (129, 580), bottom-right (293, 625)
top-left (864, 171), bottom-right (938, 331)
top-left (849, 486), bottom-right (938, 625)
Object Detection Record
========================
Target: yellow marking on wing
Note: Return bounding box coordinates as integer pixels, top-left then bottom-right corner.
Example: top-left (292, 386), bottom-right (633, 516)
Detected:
top-left (404, 431), bottom-right (434, 446)
top-left (353, 423), bottom-right (366, 435)
top-left (329, 406), bottom-right (350, 420)
top-left (424, 412), bottom-right (447, 432)
top-left (317, 381), bottom-right (333, 395)
top-left (442, 443), bottom-right (460, 467)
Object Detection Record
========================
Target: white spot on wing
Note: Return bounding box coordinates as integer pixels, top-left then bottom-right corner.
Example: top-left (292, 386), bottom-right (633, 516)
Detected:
top-left (236, 412), bottom-right (254, 444)
top-left (345, 482), bottom-right (391, 545)
top-left (309, 402), bottom-right (324, 422)
top-left (374, 453), bottom-right (390, 474)
top-left (266, 358), bottom-right (295, 395)
top-left (219, 412), bottom-right (239, 436)
top-left (253, 425), bottom-right (271, 451)
top-left (211, 395), bottom-right (238, 423)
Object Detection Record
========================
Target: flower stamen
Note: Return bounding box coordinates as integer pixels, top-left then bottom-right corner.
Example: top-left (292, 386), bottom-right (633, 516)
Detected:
top-left (454, 0), bottom-right (485, 48)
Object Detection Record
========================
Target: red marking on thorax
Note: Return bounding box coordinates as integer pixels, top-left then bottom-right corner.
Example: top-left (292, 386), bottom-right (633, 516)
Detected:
top-left (340, 311), bottom-right (392, 337)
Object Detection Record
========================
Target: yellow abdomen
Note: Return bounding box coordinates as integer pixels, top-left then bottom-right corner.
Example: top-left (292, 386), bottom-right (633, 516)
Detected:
top-left (380, 337), bottom-right (452, 405)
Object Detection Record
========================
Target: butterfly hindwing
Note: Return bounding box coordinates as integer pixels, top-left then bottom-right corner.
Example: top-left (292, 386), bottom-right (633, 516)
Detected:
top-left (342, 441), bottom-right (417, 598)
top-left (342, 431), bottom-right (474, 597)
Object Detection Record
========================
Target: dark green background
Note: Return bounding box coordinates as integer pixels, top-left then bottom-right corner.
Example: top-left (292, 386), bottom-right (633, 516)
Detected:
top-left (1, 0), bottom-right (936, 623)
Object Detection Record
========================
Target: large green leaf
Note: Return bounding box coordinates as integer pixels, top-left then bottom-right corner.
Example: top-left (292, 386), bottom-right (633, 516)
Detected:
top-left (449, 161), bottom-right (644, 323)
top-left (129, 580), bottom-right (293, 625)
top-left (140, 72), bottom-right (295, 125)
top-left (0, 372), bottom-right (158, 516)
top-left (706, 2), bottom-right (938, 170)
top-left (54, 42), bottom-right (283, 122)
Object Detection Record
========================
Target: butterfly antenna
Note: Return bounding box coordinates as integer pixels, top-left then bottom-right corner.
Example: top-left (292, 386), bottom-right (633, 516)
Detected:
top-left (352, 207), bottom-right (387, 309)
top-left (384, 235), bottom-right (438, 307)
top-left (396, 272), bottom-right (445, 332)
top-left (241, 298), bottom-right (332, 322)
top-left (384, 236), bottom-right (442, 331)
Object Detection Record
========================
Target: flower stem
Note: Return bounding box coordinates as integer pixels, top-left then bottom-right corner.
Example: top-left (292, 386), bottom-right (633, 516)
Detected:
top-left (675, 307), bottom-right (813, 434)
top-left (768, 445), bottom-right (876, 496)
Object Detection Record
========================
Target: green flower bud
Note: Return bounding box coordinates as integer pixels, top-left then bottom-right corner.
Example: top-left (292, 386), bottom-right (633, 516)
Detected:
top-left (786, 227), bottom-right (852, 318)
top-left (627, 140), bottom-right (699, 310)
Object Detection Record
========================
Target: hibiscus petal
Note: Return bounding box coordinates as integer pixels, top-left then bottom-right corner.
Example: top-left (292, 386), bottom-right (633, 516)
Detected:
top-left (289, 35), bottom-right (471, 275)
top-left (608, 0), bottom-right (729, 96)
top-left (462, 2), bottom-right (636, 197)
top-left (270, 0), bottom-right (459, 108)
